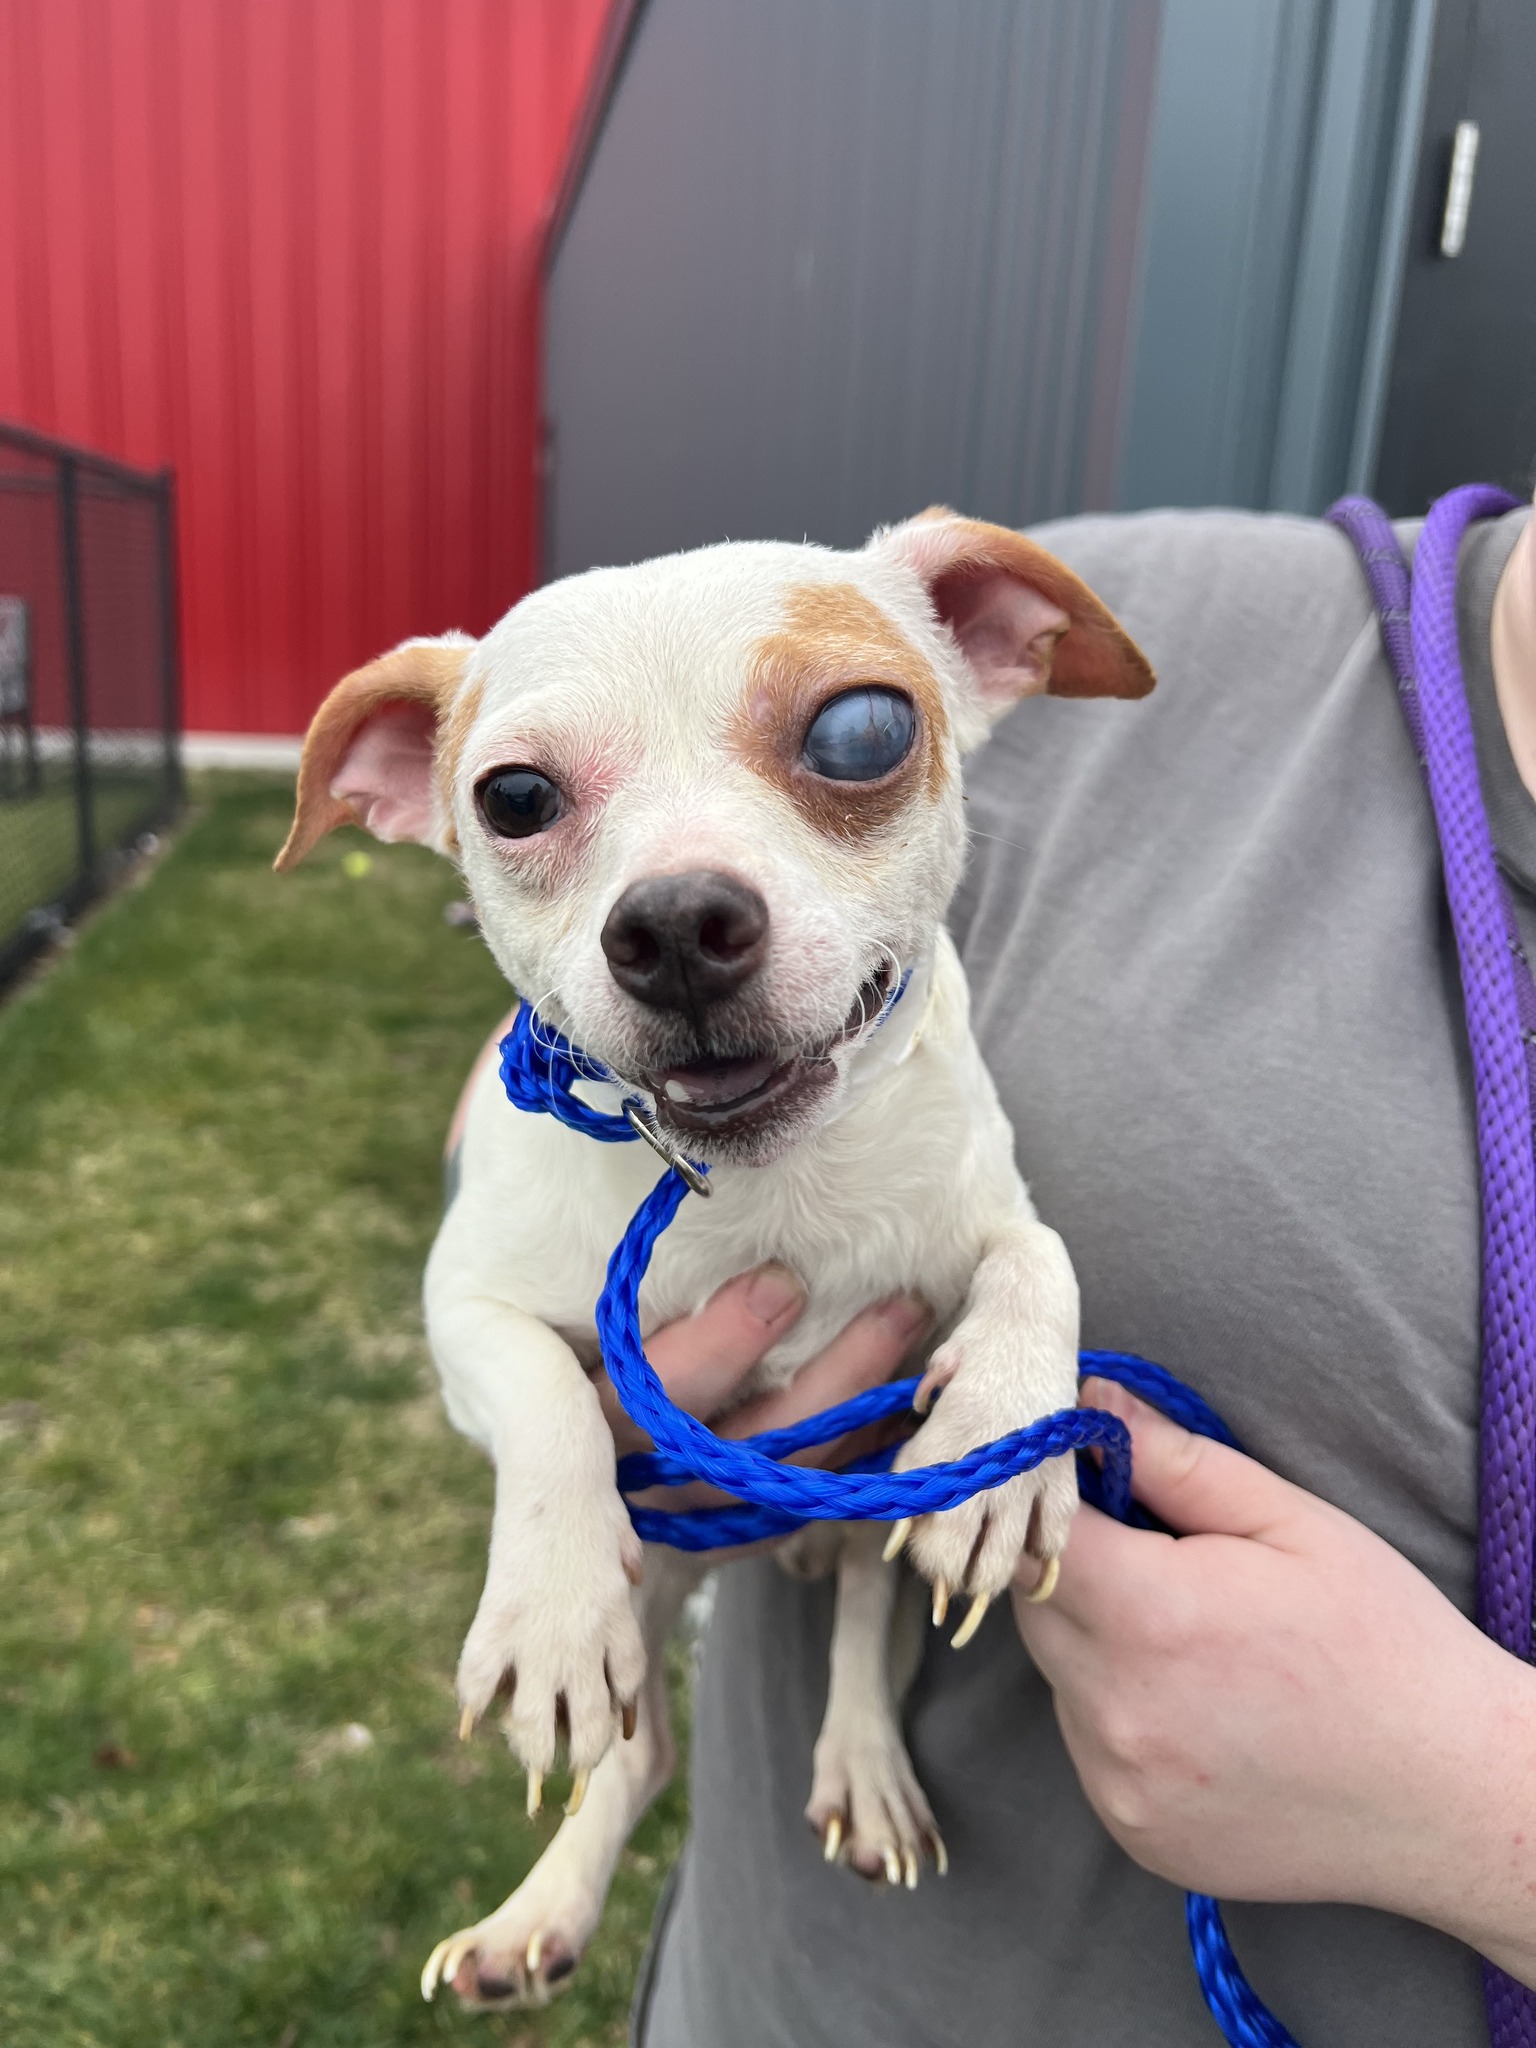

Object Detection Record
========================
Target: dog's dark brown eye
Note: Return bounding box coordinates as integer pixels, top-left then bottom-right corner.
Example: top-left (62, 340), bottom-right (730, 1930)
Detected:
top-left (477, 768), bottom-right (562, 839)
top-left (802, 687), bottom-right (915, 782)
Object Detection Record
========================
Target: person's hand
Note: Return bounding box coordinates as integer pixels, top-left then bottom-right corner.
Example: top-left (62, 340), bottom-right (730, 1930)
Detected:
top-left (1012, 1376), bottom-right (1536, 1985)
top-left (594, 1263), bottom-right (931, 1513)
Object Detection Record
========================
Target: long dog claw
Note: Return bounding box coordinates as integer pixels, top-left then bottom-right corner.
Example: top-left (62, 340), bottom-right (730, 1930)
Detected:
top-left (931, 1578), bottom-right (950, 1628)
top-left (902, 1848), bottom-right (919, 1890)
top-left (882, 1845), bottom-right (902, 1887)
top-left (1022, 1555), bottom-right (1061, 1604)
top-left (882, 1517), bottom-right (913, 1563)
top-left (932, 1832), bottom-right (949, 1877)
top-left (421, 1936), bottom-right (453, 2001)
top-left (458, 1707), bottom-right (475, 1743)
top-left (823, 1814), bottom-right (843, 1862)
top-left (951, 1592), bottom-right (990, 1649)
top-left (422, 1929), bottom-right (477, 2002)
top-left (566, 1766), bottom-right (591, 1816)
top-left (526, 1766), bottom-right (544, 1817)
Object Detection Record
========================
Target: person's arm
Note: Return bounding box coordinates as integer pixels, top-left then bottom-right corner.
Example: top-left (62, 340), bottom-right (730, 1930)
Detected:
top-left (1490, 492), bottom-right (1536, 787)
top-left (1013, 1376), bottom-right (1536, 1986)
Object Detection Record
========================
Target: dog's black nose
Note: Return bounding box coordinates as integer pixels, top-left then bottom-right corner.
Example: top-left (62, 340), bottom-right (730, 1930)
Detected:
top-left (601, 871), bottom-right (768, 1011)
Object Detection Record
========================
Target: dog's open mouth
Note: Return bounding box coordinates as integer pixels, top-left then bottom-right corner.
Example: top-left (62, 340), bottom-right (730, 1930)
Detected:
top-left (642, 963), bottom-right (894, 1137)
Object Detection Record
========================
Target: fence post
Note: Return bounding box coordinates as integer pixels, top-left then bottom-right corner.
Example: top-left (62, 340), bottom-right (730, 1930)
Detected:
top-left (154, 468), bottom-right (184, 805)
top-left (56, 454), bottom-right (94, 884)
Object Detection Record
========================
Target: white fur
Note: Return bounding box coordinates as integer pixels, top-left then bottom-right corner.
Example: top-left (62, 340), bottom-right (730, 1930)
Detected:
top-left (296, 515), bottom-right (1138, 2010)
top-left (447, 544), bottom-right (974, 1098)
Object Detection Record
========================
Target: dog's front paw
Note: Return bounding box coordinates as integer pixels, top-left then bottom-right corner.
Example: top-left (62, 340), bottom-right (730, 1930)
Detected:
top-left (457, 1493), bottom-right (644, 1796)
top-left (891, 1337), bottom-right (1077, 1644)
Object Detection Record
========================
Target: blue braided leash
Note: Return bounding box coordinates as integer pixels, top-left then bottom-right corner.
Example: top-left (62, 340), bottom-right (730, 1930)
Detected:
top-left (496, 998), bottom-right (1298, 2048)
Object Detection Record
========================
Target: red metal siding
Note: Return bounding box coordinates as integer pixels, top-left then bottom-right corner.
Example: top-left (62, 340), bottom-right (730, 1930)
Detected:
top-left (0, 0), bottom-right (610, 734)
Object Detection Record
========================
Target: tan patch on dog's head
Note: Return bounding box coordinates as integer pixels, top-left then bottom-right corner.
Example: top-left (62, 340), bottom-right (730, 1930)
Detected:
top-left (433, 672), bottom-right (486, 853)
top-left (730, 582), bottom-right (948, 842)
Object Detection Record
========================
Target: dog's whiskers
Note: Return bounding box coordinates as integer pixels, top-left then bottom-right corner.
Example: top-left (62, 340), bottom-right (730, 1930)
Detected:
top-left (844, 941), bottom-right (902, 1046)
top-left (968, 827), bottom-right (1032, 857)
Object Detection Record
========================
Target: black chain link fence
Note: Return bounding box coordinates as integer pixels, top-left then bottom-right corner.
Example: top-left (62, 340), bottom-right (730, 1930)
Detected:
top-left (0, 421), bottom-right (182, 992)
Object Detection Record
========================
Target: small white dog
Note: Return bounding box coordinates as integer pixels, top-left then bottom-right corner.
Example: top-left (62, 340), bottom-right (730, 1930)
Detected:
top-left (277, 508), bottom-right (1152, 2009)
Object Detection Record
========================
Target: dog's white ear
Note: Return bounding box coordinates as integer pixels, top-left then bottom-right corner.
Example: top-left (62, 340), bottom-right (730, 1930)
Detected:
top-left (274, 634), bottom-right (474, 871)
top-left (870, 508), bottom-right (1154, 732)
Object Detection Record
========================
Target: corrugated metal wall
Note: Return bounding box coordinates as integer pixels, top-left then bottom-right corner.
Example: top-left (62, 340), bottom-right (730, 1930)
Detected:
top-left (0, 0), bottom-right (610, 735)
top-left (545, 0), bottom-right (1432, 578)
top-left (1120, 0), bottom-right (1433, 514)
top-left (546, 0), bottom-right (1163, 579)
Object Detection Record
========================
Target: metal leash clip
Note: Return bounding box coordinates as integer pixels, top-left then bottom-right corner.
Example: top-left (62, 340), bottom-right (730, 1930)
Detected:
top-left (623, 1102), bottom-right (712, 1196)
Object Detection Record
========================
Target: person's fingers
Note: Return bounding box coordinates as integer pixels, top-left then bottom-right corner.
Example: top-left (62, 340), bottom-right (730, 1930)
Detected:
top-left (1009, 1565), bottom-right (1090, 1685)
top-left (605, 1281), bottom-right (928, 1548)
top-left (1079, 1376), bottom-right (1309, 1545)
top-left (595, 1262), bottom-right (806, 1455)
top-left (1012, 1379), bottom-right (1321, 1645)
top-left (1011, 1500), bottom-right (1150, 1624)
top-left (649, 1263), bottom-right (808, 1414)
top-left (623, 1291), bottom-right (931, 1520)
top-left (717, 1292), bottom-right (932, 1439)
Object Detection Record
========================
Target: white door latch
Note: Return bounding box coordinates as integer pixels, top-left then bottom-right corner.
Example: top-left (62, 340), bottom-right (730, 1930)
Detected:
top-left (1439, 120), bottom-right (1480, 258)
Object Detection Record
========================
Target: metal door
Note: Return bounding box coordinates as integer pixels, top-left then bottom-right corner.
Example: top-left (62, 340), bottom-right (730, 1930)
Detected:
top-left (1375, 0), bottom-right (1536, 512)
top-left (545, 0), bottom-right (1439, 577)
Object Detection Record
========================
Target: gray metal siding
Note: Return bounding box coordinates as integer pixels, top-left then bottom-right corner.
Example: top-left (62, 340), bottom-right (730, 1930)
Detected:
top-left (546, 0), bottom-right (1163, 576)
top-left (545, 0), bottom-right (1434, 577)
top-left (1120, 0), bottom-right (1434, 514)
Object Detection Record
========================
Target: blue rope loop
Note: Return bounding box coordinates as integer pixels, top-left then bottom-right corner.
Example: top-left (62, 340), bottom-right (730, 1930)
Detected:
top-left (498, 1002), bottom-right (640, 1140)
top-left (1187, 1896), bottom-right (1301, 2048)
top-left (497, 997), bottom-right (1300, 2048)
top-left (499, 968), bottom-right (913, 1147)
top-left (619, 1354), bottom-right (1220, 1548)
top-left (598, 1160), bottom-right (1153, 1534)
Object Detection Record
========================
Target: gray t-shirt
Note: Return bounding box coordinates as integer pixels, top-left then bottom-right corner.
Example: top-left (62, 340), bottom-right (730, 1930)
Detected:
top-left (636, 505), bottom-right (1530, 2048)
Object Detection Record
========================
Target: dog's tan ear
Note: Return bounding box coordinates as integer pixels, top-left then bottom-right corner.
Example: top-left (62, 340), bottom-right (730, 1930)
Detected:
top-left (274, 635), bottom-right (473, 871)
top-left (871, 509), bottom-right (1154, 715)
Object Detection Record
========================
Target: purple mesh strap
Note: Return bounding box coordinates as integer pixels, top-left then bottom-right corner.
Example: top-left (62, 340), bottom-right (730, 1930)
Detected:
top-left (1329, 488), bottom-right (1533, 2048)
top-left (1332, 499), bottom-right (1536, 1125)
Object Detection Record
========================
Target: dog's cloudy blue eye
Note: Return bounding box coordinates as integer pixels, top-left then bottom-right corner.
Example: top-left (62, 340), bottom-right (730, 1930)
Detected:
top-left (477, 768), bottom-right (562, 839)
top-left (801, 688), bottom-right (916, 782)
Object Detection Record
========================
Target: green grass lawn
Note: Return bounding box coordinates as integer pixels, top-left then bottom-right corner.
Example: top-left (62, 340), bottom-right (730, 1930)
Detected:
top-left (0, 775), bottom-right (684, 2048)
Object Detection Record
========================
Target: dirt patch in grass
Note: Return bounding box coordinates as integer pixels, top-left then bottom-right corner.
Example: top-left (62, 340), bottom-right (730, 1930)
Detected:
top-left (0, 774), bottom-right (686, 2048)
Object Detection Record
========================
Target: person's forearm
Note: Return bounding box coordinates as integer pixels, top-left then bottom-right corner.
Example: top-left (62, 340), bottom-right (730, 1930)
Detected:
top-left (1403, 1643), bottom-right (1536, 1985)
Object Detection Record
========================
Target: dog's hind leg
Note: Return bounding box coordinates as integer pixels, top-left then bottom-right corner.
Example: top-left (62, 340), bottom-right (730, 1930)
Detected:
top-left (421, 1543), bottom-right (703, 2013)
top-left (774, 1516), bottom-right (846, 1581)
top-left (806, 1524), bottom-right (944, 1887)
